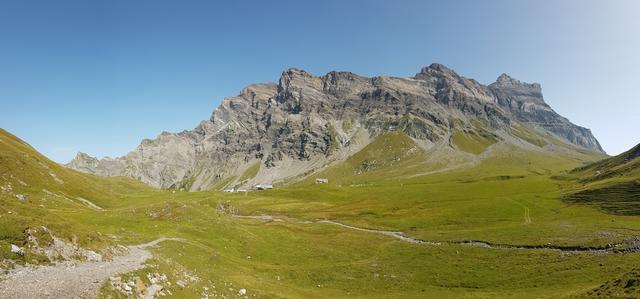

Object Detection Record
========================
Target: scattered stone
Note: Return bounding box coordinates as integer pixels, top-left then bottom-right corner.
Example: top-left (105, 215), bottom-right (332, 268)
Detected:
top-left (238, 288), bottom-right (247, 296)
top-left (315, 178), bottom-right (329, 184)
top-left (0, 183), bottom-right (13, 193)
top-left (176, 280), bottom-right (186, 288)
top-left (10, 244), bottom-right (24, 256)
top-left (15, 194), bottom-right (27, 202)
top-left (84, 250), bottom-right (102, 262)
top-left (147, 283), bottom-right (163, 298)
top-left (49, 171), bottom-right (64, 184)
top-left (0, 238), bottom-right (174, 298)
top-left (147, 272), bottom-right (167, 284)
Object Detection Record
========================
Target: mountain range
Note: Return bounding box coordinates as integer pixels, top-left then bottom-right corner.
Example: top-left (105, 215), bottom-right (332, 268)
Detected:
top-left (67, 63), bottom-right (604, 190)
top-left (2, 65), bottom-right (640, 297)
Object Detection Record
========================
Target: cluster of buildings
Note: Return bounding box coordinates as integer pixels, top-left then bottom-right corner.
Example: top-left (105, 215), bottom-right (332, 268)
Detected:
top-left (222, 184), bottom-right (272, 193)
top-left (222, 178), bottom-right (327, 193)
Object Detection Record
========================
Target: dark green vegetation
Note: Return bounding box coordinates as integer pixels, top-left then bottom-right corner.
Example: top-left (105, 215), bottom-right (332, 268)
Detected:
top-left (2, 128), bottom-right (640, 298)
top-left (584, 268), bottom-right (640, 298)
top-left (563, 143), bottom-right (640, 215)
top-left (564, 181), bottom-right (640, 215)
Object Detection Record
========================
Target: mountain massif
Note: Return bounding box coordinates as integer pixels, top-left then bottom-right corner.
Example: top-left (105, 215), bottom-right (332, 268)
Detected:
top-left (3, 67), bottom-right (640, 299)
top-left (67, 64), bottom-right (603, 190)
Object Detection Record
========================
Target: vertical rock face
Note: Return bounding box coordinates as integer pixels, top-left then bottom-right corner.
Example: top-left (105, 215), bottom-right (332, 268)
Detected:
top-left (67, 64), bottom-right (604, 190)
top-left (488, 74), bottom-right (603, 151)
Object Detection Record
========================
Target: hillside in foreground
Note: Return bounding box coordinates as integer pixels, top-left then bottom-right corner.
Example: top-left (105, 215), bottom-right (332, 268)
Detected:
top-left (562, 143), bottom-right (640, 215)
top-left (2, 128), bottom-right (640, 298)
top-left (0, 128), bottom-right (154, 265)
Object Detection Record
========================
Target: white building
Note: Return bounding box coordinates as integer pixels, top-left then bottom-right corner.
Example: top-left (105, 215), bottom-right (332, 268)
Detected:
top-left (255, 184), bottom-right (273, 190)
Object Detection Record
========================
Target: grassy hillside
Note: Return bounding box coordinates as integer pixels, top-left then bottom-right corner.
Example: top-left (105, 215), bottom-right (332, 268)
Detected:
top-left (570, 143), bottom-right (640, 185)
top-left (0, 129), bottom-right (153, 206)
top-left (211, 140), bottom-right (640, 298)
top-left (2, 129), bottom-right (640, 298)
top-left (0, 128), bottom-right (155, 264)
top-left (509, 123), bottom-right (548, 148)
top-left (562, 143), bottom-right (640, 215)
top-left (305, 132), bottom-right (439, 185)
top-left (583, 268), bottom-right (640, 298)
top-left (228, 143), bottom-right (627, 247)
top-left (451, 128), bottom-right (498, 154)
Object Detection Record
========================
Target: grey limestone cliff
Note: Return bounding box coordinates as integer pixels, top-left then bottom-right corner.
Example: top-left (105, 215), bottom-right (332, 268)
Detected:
top-left (67, 63), bottom-right (603, 190)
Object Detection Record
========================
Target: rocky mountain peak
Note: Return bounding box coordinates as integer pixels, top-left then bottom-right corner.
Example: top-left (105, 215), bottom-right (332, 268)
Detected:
top-left (488, 73), bottom-right (602, 152)
top-left (278, 68), bottom-right (321, 91)
top-left (496, 73), bottom-right (514, 83)
top-left (322, 70), bottom-right (367, 86)
top-left (67, 63), bottom-right (605, 190)
top-left (492, 73), bottom-right (542, 91)
top-left (67, 152), bottom-right (100, 174)
top-left (489, 73), bottom-right (546, 106)
top-left (414, 63), bottom-right (460, 80)
top-left (425, 62), bottom-right (455, 73)
top-left (74, 152), bottom-right (96, 161)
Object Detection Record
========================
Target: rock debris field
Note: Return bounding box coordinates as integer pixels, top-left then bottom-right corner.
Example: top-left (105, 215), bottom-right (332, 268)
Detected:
top-left (0, 238), bottom-right (180, 299)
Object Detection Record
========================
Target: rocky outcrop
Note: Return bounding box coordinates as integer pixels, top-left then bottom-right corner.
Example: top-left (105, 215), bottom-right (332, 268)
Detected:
top-left (66, 152), bottom-right (100, 173)
top-left (488, 73), bottom-right (603, 151)
top-left (67, 64), bottom-right (604, 190)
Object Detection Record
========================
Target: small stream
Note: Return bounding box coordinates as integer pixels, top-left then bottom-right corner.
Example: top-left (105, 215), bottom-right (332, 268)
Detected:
top-left (234, 215), bottom-right (640, 254)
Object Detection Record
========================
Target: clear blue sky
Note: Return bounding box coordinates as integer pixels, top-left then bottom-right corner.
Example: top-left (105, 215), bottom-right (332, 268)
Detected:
top-left (1, 0), bottom-right (638, 162)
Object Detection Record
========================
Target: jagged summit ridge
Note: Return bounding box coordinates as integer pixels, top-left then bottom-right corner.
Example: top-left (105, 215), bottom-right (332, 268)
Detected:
top-left (67, 63), bottom-right (604, 190)
top-left (493, 73), bottom-right (541, 89)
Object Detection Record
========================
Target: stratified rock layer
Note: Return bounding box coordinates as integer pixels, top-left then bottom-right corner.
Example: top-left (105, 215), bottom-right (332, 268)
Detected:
top-left (67, 64), bottom-right (603, 190)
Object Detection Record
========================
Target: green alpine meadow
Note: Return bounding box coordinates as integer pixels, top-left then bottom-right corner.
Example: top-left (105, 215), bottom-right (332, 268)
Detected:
top-left (1, 63), bottom-right (640, 298)
top-left (1, 2), bottom-right (639, 298)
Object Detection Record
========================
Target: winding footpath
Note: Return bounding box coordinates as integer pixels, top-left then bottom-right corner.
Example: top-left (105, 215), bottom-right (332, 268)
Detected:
top-left (0, 237), bottom-right (182, 299)
top-left (1, 214), bottom-right (635, 299)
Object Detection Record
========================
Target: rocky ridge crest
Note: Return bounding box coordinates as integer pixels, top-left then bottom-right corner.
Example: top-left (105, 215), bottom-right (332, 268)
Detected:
top-left (68, 63), bottom-right (603, 190)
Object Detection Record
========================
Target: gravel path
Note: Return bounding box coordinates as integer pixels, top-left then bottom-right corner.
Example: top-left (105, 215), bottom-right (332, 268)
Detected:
top-left (0, 237), bottom-right (181, 299)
